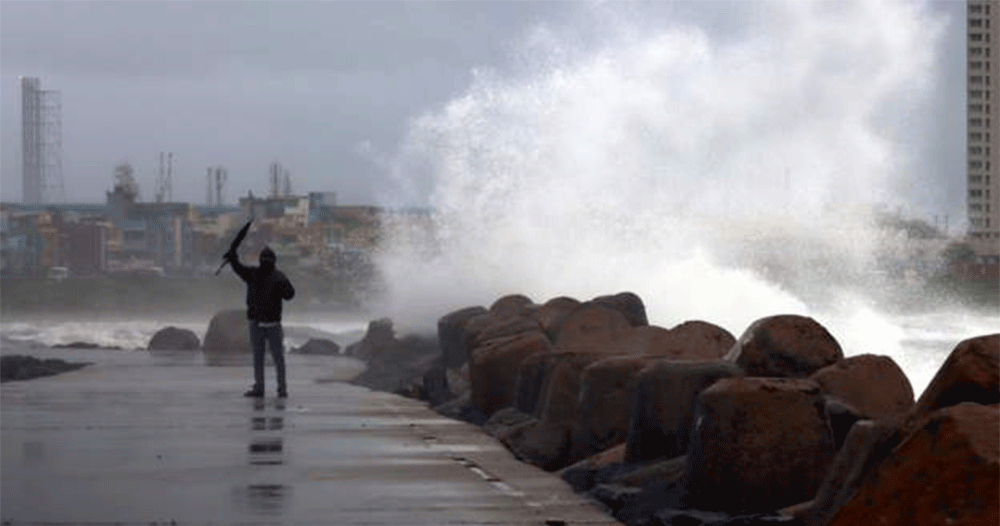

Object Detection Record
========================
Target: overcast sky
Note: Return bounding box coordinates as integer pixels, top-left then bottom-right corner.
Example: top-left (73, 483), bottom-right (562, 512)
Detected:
top-left (1, 0), bottom-right (966, 221)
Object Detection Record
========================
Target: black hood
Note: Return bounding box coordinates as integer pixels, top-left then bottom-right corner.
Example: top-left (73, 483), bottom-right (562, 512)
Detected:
top-left (259, 247), bottom-right (276, 271)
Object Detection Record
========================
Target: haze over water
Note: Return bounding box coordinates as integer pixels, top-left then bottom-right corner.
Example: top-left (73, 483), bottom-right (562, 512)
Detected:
top-left (374, 0), bottom-right (996, 394)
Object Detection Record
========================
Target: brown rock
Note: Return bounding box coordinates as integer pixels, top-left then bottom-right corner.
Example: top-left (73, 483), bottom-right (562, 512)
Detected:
top-left (804, 418), bottom-right (909, 526)
top-left (460, 296), bottom-right (540, 363)
top-left (553, 304), bottom-right (632, 353)
top-left (488, 294), bottom-right (535, 318)
top-left (474, 315), bottom-right (542, 347)
top-left (726, 314), bottom-right (843, 377)
top-left (624, 360), bottom-right (744, 464)
top-left (533, 296), bottom-right (581, 340)
top-left (826, 402), bottom-right (999, 526)
top-left (659, 320), bottom-right (735, 359)
top-left (537, 353), bottom-right (609, 425)
top-left (437, 305), bottom-right (487, 368)
top-left (684, 377), bottom-right (836, 513)
top-left (513, 352), bottom-right (562, 416)
top-left (913, 333), bottom-right (999, 416)
top-left (560, 444), bottom-right (629, 492)
top-left (810, 354), bottom-right (915, 421)
top-left (500, 419), bottom-right (571, 471)
top-left (570, 356), bottom-right (659, 462)
top-left (607, 325), bottom-right (673, 355)
top-left (470, 331), bottom-right (551, 417)
top-left (591, 291), bottom-right (648, 327)
top-left (503, 352), bottom-right (609, 471)
top-left (612, 321), bottom-right (735, 359)
top-left (610, 454), bottom-right (688, 489)
top-left (461, 314), bottom-right (491, 363)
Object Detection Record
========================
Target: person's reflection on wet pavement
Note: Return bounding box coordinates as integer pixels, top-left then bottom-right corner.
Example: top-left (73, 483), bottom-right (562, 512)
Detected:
top-left (237, 398), bottom-right (290, 515)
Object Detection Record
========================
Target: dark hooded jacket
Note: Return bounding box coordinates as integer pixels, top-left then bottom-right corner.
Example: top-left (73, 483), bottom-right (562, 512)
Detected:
top-left (228, 248), bottom-right (295, 322)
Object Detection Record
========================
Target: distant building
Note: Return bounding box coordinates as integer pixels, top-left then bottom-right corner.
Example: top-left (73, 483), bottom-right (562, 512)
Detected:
top-left (967, 1), bottom-right (1000, 259)
top-left (20, 77), bottom-right (63, 204)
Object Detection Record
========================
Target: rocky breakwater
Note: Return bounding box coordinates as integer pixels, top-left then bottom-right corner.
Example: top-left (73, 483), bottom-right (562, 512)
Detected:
top-left (343, 292), bottom-right (999, 526)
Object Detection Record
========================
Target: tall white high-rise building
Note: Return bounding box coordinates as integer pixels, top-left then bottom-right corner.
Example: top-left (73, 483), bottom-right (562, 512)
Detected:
top-left (967, 1), bottom-right (1000, 257)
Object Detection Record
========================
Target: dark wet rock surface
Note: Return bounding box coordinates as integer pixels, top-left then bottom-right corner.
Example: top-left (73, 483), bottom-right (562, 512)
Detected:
top-left (1, 354), bottom-right (90, 382)
top-left (148, 326), bottom-right (201, 351)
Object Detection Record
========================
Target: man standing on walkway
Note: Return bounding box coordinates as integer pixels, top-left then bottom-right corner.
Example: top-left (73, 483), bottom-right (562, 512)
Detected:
top-left (225, 246), bottom-right (296, 398)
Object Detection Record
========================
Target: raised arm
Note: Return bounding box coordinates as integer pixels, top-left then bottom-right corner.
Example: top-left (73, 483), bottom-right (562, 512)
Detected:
top-left (226, 251), bottom-right (252, 283)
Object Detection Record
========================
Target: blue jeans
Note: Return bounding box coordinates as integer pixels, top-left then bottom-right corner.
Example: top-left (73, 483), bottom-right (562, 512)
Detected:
top-left (248, 321), bottom-right (286, 393)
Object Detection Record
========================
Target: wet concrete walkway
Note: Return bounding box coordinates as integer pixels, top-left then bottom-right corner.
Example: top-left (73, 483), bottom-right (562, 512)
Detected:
top-left (1, 348), bottom-right (619, 525)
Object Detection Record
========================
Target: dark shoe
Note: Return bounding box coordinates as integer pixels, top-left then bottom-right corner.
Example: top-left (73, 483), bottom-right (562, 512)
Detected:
top-left (277, 389), bottom-right (288, 398)
top-left (244, 388), bottom-right (264, 398)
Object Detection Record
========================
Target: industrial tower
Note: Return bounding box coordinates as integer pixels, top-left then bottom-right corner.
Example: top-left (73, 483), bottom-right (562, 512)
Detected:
top-left (20, 76), bottom-right (64, 203)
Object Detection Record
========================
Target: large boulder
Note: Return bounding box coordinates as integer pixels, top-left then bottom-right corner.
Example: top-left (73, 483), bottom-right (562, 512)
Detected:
top-left (148, 326), bottom-right (200, 351)
top-left (591, 291), bottom-right (648, 327)
top-left (499, 418), bottom-right (571, 471)
top-left (684, 377), bottom-right (836, 513)
top-left (292, 338), bottom-right (340, 355)
top-left (624, 360), bottom-right (744, 464)
top-left (810, 354), bottom-right (914, 420)
top-left (488, 293), bottom-right (535, 318)
top-left (726, 314), bottom-right (843, 377)
top-left (803, 418), bottom-right (909, 526)
top-left (561, 443), bottom-right (630, 493)
top-left (655, 320), bottom-right (736, 359)
top-left (482, 406), bottom-right (536, 439)
top-left (611, 321), bottom-right (735, 359)
top-left (346, 318), bottom-right (442, 397)
top-left (437, 306), bottom-right (487, 368)
top-left (537, 353), bottom-right (609, 426)
top-left (826, 402), bottom-right (999, 526)
top-left (460, 295), bottom-right (538, 363)
top-left (570, 356), bottom-right (659, 462)
top-left (202, 309), bottom-right (250, 353)
top-left (474, 315), bottom-right (542, 347)
top-left (553, 303), bottom-right (632, 352)
top-left (345, 318), bottom-right (396, 360)
top-left (532, 296), bottom-right (581, 341)
top-left (513, 352), bottom-right (562, 416)
top-left (349, 332), bottom-right (441, 397)
top-left (502, 352), bottom-right (608, 471)
top-left (469, 331), bottom-right (551, 417)
top-left (912, 333), bottom-right (999, 416)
